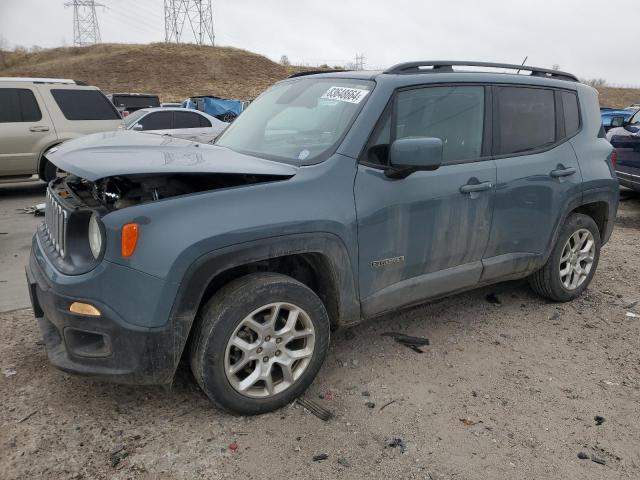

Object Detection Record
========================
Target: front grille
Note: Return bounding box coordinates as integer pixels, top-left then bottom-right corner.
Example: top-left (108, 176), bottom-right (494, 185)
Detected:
top-left (44, 188), bottom-right (68, 257)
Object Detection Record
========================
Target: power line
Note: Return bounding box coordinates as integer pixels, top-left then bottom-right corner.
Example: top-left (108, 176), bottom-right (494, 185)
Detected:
top-left (65, 0), bottom-right (104, 46)
top-left (164, 0), bottom-right (215, 46)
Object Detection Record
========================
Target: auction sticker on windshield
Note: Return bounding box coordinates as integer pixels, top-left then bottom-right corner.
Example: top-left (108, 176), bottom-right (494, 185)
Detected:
top-left (321, 86), bottom-right (369, 104)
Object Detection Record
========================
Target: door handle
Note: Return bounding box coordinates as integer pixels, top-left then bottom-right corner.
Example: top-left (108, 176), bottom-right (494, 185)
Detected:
top-left (460, 181), bottom-right (492, 194)
top-left (29, 126), bottom-right (49, 132)
top-left (550, 166), bottom-right (576, 178)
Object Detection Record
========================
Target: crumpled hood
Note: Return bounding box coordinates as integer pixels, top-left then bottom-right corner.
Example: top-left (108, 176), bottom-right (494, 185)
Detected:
top-left (47, 131), bottom-right (298, 181)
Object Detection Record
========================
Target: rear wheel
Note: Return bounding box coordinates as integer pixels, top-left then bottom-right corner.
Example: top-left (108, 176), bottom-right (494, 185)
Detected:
top-left (190, 273), bottom-right (330, 414)
top-left (528, 213), bottom-right (601, 302)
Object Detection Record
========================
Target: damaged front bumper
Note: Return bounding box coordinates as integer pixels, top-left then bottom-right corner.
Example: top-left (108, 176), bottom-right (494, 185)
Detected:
top-left (26, 235), bottom-right (182, 385)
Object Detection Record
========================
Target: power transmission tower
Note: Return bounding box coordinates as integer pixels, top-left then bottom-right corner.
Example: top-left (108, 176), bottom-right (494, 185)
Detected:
top-left (354, 53), bottom-right (365, 70)
top-left (65, 0), bottom-right (104, 46)
top-left (164, 0), bottom-right (215, 46)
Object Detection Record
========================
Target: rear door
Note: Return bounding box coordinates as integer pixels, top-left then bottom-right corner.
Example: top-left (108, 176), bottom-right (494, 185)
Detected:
top-left (170, 111), bottom-right (222, 142)
top-left (0, 86), bottom-right (55, 176)
top-left (481, 86), bottom-right (583, 282)
top-left (354, 84), bottom-right (496, 317)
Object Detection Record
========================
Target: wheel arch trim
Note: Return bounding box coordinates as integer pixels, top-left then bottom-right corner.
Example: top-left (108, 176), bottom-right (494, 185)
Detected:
top-left (166, 232), bottom-right (360, 378)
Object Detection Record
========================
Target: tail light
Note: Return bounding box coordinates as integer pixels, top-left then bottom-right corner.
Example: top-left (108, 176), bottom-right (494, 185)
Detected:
top-left (121, 111), bottom-right (130, 118)
top-left (610, 150), bottom-right (618, 169)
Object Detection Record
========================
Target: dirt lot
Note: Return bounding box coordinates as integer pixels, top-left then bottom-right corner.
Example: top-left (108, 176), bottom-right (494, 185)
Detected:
top-left (1, 193), bottom-right (639, 480)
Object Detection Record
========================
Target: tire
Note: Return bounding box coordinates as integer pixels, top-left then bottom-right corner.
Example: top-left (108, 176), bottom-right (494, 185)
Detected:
top-left (528, 213), bottom-right (601, 302)
top-left (189, 273), bottom-right (330, 415)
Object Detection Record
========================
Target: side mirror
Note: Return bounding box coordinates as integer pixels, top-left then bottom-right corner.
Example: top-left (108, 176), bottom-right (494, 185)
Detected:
top-left (132, 123), bottom-right (143, 131)
top-left (610, 116), bottom-right (626, 128)
top-left (386, 137), bottom-right (443, 178)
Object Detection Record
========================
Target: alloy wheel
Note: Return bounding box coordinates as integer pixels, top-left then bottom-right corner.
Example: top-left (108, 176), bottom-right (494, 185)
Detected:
top-left (559, 228), bottom-right (595, 290)
top-left (224, 302), bottom-right (316, 398)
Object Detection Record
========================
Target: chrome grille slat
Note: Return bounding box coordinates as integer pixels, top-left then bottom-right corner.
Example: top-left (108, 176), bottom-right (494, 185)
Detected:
top-left (44, 188), bottom-right (67, 258)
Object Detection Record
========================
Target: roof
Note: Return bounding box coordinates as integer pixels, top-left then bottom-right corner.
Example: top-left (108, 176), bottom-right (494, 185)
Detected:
top-left (109, 92), bottom-right (159, 97)
top-left (288, 61), bottom-right (580, 85)
top-left (0, 77), bottom-right (79, 84)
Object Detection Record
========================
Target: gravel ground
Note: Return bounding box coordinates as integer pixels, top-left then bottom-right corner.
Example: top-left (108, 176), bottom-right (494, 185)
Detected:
top-left (1, 192), bottom-right (639, 480)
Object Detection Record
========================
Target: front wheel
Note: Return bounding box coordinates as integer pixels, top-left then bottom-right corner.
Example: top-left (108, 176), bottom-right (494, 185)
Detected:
top-left (189, 273), bottom-right (330, 415)
top-left (528, 213), bottom-right (601, 302)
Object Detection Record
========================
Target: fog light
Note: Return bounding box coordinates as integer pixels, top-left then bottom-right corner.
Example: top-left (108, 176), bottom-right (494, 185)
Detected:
top-left (69, 302), bottom-right (101, 317)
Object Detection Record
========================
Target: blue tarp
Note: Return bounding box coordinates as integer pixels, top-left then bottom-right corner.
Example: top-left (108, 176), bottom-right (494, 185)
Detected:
top-left (182, 96), bottom-right (243, 120)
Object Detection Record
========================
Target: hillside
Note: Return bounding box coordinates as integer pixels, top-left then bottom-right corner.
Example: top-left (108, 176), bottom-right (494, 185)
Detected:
top-left (1, 43), bottom-right (638, 107)
top-left (598, 87), bottom-right (640, 109)
top-left (0, 43), bottom-right (298, 101)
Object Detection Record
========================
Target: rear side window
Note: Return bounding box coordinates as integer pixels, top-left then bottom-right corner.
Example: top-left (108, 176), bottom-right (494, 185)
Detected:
top-left (495, 87), bottom-right (555, 155)
top-left (0, 88), bottom-right (42, 123)
top-left (561, 91), bottom-right (580, 136)
top-left (173, 111), bottom-right (208, 129)
top-left (51, 89), bottom-right (121, 120)
top-left (138, 111), bottom-right (173, 130)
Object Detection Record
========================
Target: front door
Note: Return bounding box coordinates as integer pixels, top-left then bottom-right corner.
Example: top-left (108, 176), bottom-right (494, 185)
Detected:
top-left (354, 85), bottom-right (496, 317)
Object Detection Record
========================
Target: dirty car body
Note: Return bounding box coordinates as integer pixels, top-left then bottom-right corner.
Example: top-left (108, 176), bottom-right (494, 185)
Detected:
top-left (27, 63), bottom-right (619, 412)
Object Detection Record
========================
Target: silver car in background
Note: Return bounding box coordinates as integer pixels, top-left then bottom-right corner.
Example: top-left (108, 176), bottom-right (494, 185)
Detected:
top-left (122, 107), bottom-right (228, 143)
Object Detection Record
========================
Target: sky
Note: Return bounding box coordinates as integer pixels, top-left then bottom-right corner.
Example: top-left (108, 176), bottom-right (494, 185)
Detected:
top-left (0, 0), bottom-right (638, 86)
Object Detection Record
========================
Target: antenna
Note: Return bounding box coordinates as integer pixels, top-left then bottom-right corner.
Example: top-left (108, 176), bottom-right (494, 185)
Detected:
top-left (65, 0), bottom-right (104, 47)
top-left (164, 0), bottom-right (215, 46)
top-left (516, 56), bottom-right (528, 74)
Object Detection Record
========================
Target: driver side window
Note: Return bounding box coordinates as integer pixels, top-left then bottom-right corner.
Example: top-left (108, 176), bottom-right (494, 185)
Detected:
top-left (364, 85), bottom-right (485, 167)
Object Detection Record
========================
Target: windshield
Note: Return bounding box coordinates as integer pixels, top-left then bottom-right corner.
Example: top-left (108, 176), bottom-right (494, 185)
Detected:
top-left (123, 109), bottom-right (147, 128)
top-left (216, 78), bottom-right (374, 164)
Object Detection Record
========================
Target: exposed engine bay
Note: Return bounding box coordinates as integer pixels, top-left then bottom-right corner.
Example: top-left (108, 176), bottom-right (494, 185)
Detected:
top-left (62, 172), bottom-right (291, 211)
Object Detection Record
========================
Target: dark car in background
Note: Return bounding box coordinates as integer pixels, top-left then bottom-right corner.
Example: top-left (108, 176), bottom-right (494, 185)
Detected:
top-left (607, 108), bottom-right (640, 191)
top-left (107, 93), bottom-right (161, 117)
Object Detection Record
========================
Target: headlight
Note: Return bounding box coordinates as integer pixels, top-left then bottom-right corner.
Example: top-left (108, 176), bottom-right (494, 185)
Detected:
top-left (88, 214), bottom-right (103, 259)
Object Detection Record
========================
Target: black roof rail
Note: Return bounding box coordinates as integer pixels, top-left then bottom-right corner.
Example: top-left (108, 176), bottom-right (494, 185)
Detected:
top-left (288, 69), bottom-right (351, 78)
top-left (74, 79), bottom-right (88, 86)
top-left (383, 61), bottom-right (578, 82)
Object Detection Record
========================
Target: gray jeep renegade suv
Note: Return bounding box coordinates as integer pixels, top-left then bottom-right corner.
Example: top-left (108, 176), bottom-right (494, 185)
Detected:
top-left (27, 61), bottom-right (619, 414)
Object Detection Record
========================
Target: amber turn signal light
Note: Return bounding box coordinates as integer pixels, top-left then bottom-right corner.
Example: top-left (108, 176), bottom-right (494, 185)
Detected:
top-left (121, 223), bottom-right (139, 257)
top-left (69, 302), bottom-right (101, 317)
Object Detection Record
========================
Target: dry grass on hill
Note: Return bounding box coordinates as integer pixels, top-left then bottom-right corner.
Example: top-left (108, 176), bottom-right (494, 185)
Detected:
top-left (1, 43), bottom-right (639, 108)
top-left (0, 43), bottom-right (298, 101)
top-left (598, 87), bottom-right (640, 109)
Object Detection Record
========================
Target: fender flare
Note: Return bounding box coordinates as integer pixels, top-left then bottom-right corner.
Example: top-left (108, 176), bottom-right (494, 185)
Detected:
top-left (165, 233), bottom-right (361, 371)
top-left (540, 186), bottom-right (617, 267)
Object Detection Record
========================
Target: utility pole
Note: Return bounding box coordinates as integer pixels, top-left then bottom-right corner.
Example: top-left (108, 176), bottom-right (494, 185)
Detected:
top-left (164, 0), bottom-right (215, 46)
top-left (65, 0), bottom-right (104, 46)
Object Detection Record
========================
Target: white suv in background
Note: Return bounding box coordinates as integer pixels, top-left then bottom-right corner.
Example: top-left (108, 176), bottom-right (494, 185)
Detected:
top-left (0, 78), bottom-right (123, 183)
